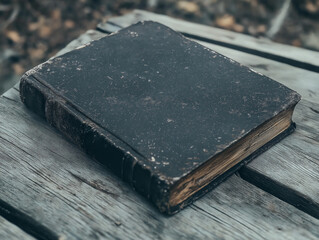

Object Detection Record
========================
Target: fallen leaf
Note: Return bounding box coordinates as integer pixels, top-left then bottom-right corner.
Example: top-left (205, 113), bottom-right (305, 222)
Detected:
top-left (64, 20), bottom-right (75, 29)
top-left (233, 23), bottom-right (244, 32)
top-left (39, 25), bottom-right (52, 38)
top-left (257, 24), bottom-right (266, 33)
top-left (52, 9), bottom-right (61, 20)
top-left (292, 39), bottom-right (301, 47)
top-left (177, 1), bottom-right (200, 14)
top-left (306, 1), bottom-right (318, 13)
top-left (28, 22), bottom-right (40, 31)
top-left (28, 48), bottom-right (45, 60)
top-left (12, 63), bottom-right (25, 75)
top-left (216, 15), bottom-right (235, 29)
top-left (6, 31), bottom-right (22, 43)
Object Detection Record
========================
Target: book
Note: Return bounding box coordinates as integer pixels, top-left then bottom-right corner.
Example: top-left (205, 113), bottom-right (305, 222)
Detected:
top-left (20, 21), bottom-right (301, 215)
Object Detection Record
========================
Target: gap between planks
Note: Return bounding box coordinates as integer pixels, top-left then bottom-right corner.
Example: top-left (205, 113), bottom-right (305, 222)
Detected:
top-left (0, 216), bottom-right (36, 240)
top-left (0, 199), bottom-right (59, 240)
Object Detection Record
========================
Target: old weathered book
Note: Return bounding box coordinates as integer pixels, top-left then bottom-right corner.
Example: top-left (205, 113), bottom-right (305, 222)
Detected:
top-left (20, 21), bottom-right (301, 214)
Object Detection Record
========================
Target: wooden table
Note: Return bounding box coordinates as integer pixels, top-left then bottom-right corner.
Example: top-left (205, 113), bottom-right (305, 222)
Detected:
top-left (1, 10), bottom-right (319, 240)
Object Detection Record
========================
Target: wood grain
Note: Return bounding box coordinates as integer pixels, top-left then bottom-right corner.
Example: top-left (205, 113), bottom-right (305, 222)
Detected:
top-left (1, 14), bottom-right (319, 239)
top-left (65, 28), bottom-right (319, 105)
top-left (49, 26), bottom-right (319, 217)
top-left (97, 16), bottom-right (319, 219)
top-left (0, 90), bottom-right (319, 239)
top-left (240, 100), bottom-right (319, 218)
top-left (0, 216), bottom-right (35, 240)
top-left (195, 40), bottom-right (319, 105)
top-left (98, 10), bottom-right (319, 72)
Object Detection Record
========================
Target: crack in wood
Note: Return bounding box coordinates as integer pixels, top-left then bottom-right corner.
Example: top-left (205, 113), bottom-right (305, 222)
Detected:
top-left (13, 86), bottom-right (20, 92)
top-left (310, 107), bottom-right (319, 114)
top-left (1, 95), bottom-right (18, 103)
top-left (190, 204), bottom-right (226, 224)
top-left (249, 64), bottom-right (269, 71)
top-left (67, 171), bottom-right (119, 198)
top-left (0, 135), bottom-right (35, 158)
top-left (209, 204), bottom-right (265, 237)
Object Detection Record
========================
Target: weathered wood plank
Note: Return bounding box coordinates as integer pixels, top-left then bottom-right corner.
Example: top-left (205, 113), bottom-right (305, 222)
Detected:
top-left (1, 19), bottom-right (318, 239)
top-left (101, 16), bottom-right (319, 104)
top-left (240, 100), bottom-right (319, 218)
top-left (0, 216), bottom-right (36, 240)
top-left (195, 40), bottom-right (319, 105)
top-left (16, 28), bottom-right (319, 219)
top-left (98, 13), bottom-right (319, 218)
top-left (0, 197), bottom-right (59, 240)
top-left (0, 91), bottom-right (319, 239)
top-left (65, 28), bottom-right (319, 105)
top-left (98, 10), bottom-right (319, 72)
top-left (97, 18), bottom-right (319, 218)
top-left (293, 100), bottom-right (319, 141)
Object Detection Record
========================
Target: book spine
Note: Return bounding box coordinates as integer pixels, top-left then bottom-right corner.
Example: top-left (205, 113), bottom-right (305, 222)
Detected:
top-left (20, 75), bottom-right (48, 119)
top-left (20, 75), bottom-right (172, 213)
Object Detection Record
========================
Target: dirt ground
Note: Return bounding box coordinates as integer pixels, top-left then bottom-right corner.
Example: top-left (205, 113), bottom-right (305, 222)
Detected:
top-left (1, 0), bottom-right (319, 93)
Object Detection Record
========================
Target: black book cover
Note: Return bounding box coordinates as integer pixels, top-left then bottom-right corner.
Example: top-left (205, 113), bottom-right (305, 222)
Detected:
top-left (20, 21), bottom-right (301, 214)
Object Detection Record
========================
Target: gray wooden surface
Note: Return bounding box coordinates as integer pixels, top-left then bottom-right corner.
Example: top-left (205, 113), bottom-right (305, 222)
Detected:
top-left (99, 11), bottom-right (319, 219)
top-left (1, 11), bottom-right (319, 239)
top-left (1, 88), bottom-right (319, 240)
top-left (0, 217), bottom-right (35, 240)
top-left (241, 100), bottom-right (319, 218)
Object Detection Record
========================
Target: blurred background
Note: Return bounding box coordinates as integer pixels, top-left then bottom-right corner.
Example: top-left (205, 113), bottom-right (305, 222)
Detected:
top-left (1, 0), bottom-right (319, 94)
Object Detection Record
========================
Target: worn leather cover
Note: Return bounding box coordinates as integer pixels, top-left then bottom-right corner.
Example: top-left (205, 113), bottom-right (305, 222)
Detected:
top-left (20, 21), bottom-right (301, 214)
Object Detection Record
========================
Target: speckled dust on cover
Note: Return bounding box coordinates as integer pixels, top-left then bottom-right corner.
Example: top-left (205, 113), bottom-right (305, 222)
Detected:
top-left (20, 21), bottom-right (301, 214)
